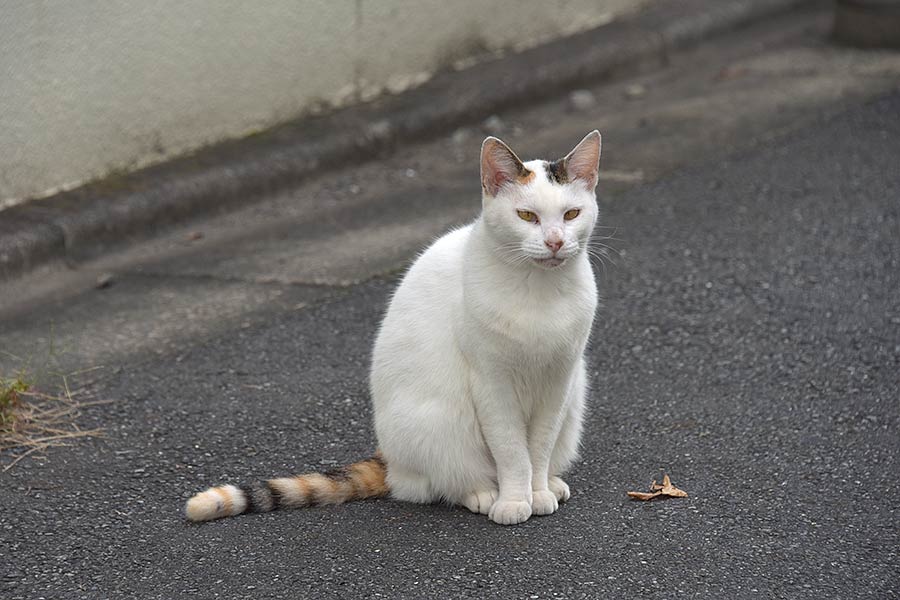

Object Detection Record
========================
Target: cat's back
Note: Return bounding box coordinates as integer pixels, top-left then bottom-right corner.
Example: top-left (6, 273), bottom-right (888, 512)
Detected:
top-left (392, 223), bottom-right (471, 305)
top-left (371, 224), bottom-right (471, 396)
top-left (413, 224), bottom-right (471, 275)
top-left (376, 224), bottom-right (471, 339)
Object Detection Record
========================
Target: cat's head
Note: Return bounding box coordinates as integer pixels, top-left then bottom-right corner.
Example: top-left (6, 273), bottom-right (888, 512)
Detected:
top-left (480, 131), bottom-right (601, 270)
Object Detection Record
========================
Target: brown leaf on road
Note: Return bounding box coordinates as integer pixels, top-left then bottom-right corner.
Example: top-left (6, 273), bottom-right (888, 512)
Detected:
top-left (627, 474), bottom-right (688, 501)
top-left (626, 490), bottom-right (663, 501)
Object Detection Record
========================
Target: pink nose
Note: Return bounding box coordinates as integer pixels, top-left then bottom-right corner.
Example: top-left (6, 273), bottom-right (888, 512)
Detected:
top-left (544, 239), bottom-right (563, 253)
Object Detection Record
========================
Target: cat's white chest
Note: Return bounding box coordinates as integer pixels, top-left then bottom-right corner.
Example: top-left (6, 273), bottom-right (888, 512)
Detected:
top-left (464, 267), bottom-right (596, 367)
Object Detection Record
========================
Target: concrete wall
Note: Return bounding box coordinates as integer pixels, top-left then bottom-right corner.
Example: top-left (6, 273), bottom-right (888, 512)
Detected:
top-left (0, 0), bottom-right (651, 206)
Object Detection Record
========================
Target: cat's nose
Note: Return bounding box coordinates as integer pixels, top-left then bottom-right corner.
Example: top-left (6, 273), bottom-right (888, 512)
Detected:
top-left (544, 239), bottom-right (563, 253)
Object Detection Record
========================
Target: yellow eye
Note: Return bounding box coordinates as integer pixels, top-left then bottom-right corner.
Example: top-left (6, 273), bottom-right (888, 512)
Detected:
top-left (564, 208), bottom-right (581, 221)
top-left (516, 210), bottom-right (538, 223)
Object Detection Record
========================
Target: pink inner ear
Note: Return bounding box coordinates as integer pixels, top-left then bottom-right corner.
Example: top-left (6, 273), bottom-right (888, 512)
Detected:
top-left (482, 139), bottom-right (522, 196)
top-left (490, 169), bottom-right (510, 190)
top-left (569, 159), bottom-right (597, 189)
top-left (566, 132), bottom-right (601, 189)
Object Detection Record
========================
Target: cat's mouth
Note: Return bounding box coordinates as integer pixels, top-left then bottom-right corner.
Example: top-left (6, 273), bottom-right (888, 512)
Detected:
top-left (534, 257), bottom-right (567, 268)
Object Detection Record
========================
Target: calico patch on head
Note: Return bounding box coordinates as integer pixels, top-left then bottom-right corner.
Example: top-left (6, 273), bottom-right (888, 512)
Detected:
top-left (545, 158), bottom-right (569, 184)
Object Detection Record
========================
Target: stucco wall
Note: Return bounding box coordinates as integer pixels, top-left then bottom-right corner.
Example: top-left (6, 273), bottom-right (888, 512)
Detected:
top-left (0, 0), bottom-right (651, 206)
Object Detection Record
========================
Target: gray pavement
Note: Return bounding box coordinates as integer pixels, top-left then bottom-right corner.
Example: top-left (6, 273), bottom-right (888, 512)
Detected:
top-left (2, 13), bottom-right (900, 600)
top-left (2, 91), bottom-right (898, 600)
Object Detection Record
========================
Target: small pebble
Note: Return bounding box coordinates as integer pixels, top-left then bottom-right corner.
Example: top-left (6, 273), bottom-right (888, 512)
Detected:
top-left (367, 119), bottom-right (391, 140)
top-left (624, 83), bottom-right (647, 99)
top-left (568, 89), bottom-right (597, 111)
top-left (482, 115), bottom-right (506, 135)
top-left (451, 127), bottom-right (474, 145)
top-left (95, 273), bottom-right (114, 289)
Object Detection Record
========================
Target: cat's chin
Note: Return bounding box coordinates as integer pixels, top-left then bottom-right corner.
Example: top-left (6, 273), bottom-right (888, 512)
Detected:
top-left (533, 257), bottom-right (567, 269)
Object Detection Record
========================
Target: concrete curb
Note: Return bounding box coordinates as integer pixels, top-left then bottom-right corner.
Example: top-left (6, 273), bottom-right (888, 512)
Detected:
top-left (834, 0), bottom-right (900, 48)
top-left (0, 0), bottom-right (821, 282)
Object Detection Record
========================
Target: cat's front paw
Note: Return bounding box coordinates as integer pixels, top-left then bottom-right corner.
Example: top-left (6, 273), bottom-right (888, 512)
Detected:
top-left (531, 489), bottom-right (559, 516)
top-left (488, 498), bottom-right (532, 525)
top-left (463, 489), bottom-right (498, 515)
top-left (548, 476), bottom-right (571, 503)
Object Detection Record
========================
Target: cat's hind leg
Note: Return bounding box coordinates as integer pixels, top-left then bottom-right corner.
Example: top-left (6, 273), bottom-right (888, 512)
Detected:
top-left (462, 488), bottom-right (498, 514)
top-left (386, 466), bottom-right (436, 504)
top-left (548, 476), bottom-right (571, 502)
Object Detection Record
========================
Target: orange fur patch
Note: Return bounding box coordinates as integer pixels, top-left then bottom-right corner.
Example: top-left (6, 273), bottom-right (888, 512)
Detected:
top-left (292, 475), bottom-right (312, 505)
top-left (270, 477), bottom-right (307, 507)
top-left (351, 460), bottom-right (388, 496)
top-left (517, 170), bottom-right (536, 184)
top-left (304, 473), bottom-right (342, 504)
top-left (211, 487), bottom-right (233, 516)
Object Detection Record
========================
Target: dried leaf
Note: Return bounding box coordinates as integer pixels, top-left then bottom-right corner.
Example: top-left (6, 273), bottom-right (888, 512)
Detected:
top-left (626, 490), bottom-right (662, 501)
top-left (658, 474), bottom-right (688, 498)
top-left (627, 474), bottom-right (688, 501)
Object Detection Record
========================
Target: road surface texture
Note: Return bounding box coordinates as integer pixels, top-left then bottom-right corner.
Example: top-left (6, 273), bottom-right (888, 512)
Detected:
top-left (1, 10), bottom-right (899, 600)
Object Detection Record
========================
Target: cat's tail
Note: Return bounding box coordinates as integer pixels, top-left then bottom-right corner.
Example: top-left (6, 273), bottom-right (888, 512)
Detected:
top-left (184, 452), bottom-right (389, 522)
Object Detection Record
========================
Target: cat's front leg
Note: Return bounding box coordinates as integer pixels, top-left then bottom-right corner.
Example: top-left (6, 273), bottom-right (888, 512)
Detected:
top-left (529, 407), bottom-right (568, 516)
top-left (472, 372), bottom-right (533, 525)
top-left (528, 371), bottom-right (576, 516)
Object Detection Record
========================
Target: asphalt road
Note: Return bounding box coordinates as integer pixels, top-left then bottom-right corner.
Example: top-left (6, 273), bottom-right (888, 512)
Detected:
top-left (2, 85), bottom-right (898, 599)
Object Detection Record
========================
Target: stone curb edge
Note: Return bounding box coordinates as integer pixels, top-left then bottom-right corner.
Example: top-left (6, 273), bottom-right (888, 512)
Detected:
top-left (0, 0), bottom-right (820, 282)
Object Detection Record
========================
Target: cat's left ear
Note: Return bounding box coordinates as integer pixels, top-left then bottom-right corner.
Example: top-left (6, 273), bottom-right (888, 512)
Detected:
top-left (564, 130), bottom-right (602, 190)
top-left (481, 136), bottom-right (532, 198)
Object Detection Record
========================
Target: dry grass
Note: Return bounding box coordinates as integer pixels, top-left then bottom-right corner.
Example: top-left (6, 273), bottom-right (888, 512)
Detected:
top-left (0, 367), bottom-right (108, 472)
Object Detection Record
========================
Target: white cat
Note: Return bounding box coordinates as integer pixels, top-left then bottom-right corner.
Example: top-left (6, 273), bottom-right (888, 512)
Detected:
top-left (186, 131), bottom-right (601, 525)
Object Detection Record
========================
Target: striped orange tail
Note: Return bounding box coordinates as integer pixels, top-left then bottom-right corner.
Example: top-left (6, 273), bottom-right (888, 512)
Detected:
top-left (185, 453), bottom-right (388, 522)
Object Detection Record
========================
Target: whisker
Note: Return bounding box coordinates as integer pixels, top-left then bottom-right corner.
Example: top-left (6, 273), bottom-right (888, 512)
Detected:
top-left (589, 241), bottom-right (621, 254)
top-left (587, 246), bottom-right (619, 270)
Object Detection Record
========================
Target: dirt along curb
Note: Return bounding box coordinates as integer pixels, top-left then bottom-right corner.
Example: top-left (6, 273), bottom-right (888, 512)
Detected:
top-left (0, 0), bottom-right (819, 282)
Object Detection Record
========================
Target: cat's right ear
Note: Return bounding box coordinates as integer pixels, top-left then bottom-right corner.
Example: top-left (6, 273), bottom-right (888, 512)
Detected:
top-left (564, 130), bottom-right (602, 190)
top-left (481, 137), bottom-right (532, 198)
